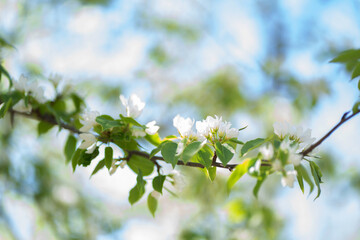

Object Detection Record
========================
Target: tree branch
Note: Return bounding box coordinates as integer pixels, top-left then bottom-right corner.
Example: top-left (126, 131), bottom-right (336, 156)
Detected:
top-left (302, 110), bottom-right (360, 156)
top-left (7, 103), bottom-right (360, 171)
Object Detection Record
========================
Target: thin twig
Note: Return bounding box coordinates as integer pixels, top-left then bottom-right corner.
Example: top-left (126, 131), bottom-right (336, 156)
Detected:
top-left (302, 110), bottom-right (360, 156)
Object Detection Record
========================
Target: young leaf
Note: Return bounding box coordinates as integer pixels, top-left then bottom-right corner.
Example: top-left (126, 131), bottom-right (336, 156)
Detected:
top-left (37, 121), bottom-right (54, 136)
top-left (91, 159), bottom-right (105, 177)
top-left (119, 114), bottom-right (143, 127)
top-left (145, 133), bottom-right (162, 146)
top-left (129, 171), bottom-right (146, 205)
top-left (181, 141), bottom-right (202, 164)
top-left (0, 64), bottom-right (12, 87)
top-left (295, 165), bottom-right (314, 194)
top-left (71, 149), bottom-right (83, 172)
top-left (104, 146), bottom-right (113, 170)
top-left (215, 142), bottom-right (234, 166)
top-left (127, 155), bottom-right (155, 176)
top-left (227, 158), bottom-right (250, 193)
top-left (64, 135), bottom-right (77, 163)
top-left (147, 193), bottom-right (158, 217)
top-left (152, 175), bottom-right (166, 194)
top-left (229, 138), bottom-right (244, 145)
top-left (295, 166), bottom-right (304, 193)
top-left (149, 141), bottom-right (169, 159)
top-left (207, 166), bottom-right (216, 181)
top-left (352, 62), bottom-right (360, 80)
top-left (0, 98), bottom-right (12, 119)
top-left (330, 49), bottom-right (360, 63)
top-left (310, 161), bottom-right (323, 200)
top-left (78, 148), bottom-right (100, 167)
top-left (161, 141), bottom-right (178, 168)
top-left (253, 177), bottom-right (265, 198)
top-left (196, 145), bottom-right (213, 169)
top-left (96, 115), bottom-right (123, 131)
top-left (241, 138), bottom-right (265, 156)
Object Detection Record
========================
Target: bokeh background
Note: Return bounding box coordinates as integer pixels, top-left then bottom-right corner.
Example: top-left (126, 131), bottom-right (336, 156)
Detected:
top-left (1, 0), bottom-right (360, 239)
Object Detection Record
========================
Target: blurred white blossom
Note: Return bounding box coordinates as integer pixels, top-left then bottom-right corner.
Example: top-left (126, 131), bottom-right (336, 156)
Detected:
top-left (120, 94), bottom-right (145, 118)
top-left (281, 170), bottom-right (297, 188)
top-left (145, 121), bottom-right (160, 135)
top-left (12, 99), bottom-right (32, 113)
top-left (173, 115), bottom-right (195, 138)
top-left (259, 144), bottom-right (274, 160)
top-left (80, 110), bottom-right (99, 132)
top-left (272, 159), bottom-right (282, 171)
top-left (79, 133), bottom-right (97, 150)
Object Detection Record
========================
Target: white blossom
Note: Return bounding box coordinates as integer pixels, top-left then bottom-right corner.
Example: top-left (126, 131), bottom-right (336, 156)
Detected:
top-left (176, 142), bottom-right (185, 155)
top-left (86, 143), bottom-right (97, 154)
top-left (173, 115), bottom-right (195, 137)
top-left (289, 150), bottom-right (302, 166)
top-left (79, 133), bottom-right (97, 150)
top-left (13, 99), bottom-right (32, 113)
top-left (80, 110), bottom-right (100, 132)
top-left (259, 144), bottom-right (274, 160)
top-left (49, 73), bottom-right (62, 85)
top-left (120, 94), bottom-right (145, 118)
top-left (28, 81), bottom-right (47, 103)
top-left (132, 129), bottom-right (146, 137)
top-left (145, 121), bottom-right (160, 135)
top-left (196, 115), bottom-right (239, 140)
top-left (272, 159), bottom-right (283, 171)
top-left (281, 170), bottom-right (297, 188)
top-left (13, 75), bottom-right (30, 92)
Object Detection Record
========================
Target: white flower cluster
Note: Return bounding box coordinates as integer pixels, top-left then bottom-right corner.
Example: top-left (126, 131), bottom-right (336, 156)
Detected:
top-left (120, 94), bottom-right (159, 137)
top-left (12, 75), bottom-right (47, 113)
top-left (274, 122), bottom-right (315, 165)
top-left (258, 122), bottom-right (317, 188)
top-left (173, 115), bottom-right (239, 142)
top-left (79, 110), bottom-right (100, 154)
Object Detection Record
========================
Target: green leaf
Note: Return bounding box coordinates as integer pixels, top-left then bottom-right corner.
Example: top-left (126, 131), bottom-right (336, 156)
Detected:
top-left (181, 141), bottom-right (203, 164)
top-left (147, 193), bottom-right (158, 217)
top-left (310, 161), bottom-right (323, 200)
top-left (152, 175), bottom-right (166, 194)
top-left (215, 142), bottom-right (234, 166)
top-left (229, 138), bottom-right (244, 145)
top-left (129, 171), bottom-right (146, 205)
top-left (295, 166), bottom-right (304, 193)
top-left (358, 79), bottom-right (360, 91)
top-left (353, 102), bottom-right (360, 114)
top-left (352, 62), bottom-right (360, 80)
top-left (330, 49), bottom-right (360, 63)
top-left (119, 114), bottom-right (143, 127)
top-left (241, 138), bottom-right (265, 156)
top-left (65, 135), bottom-right (77, 163)
top-left (196, 145), bottom-right (213, 169)
top-left (145, 133), bottom-right (162, 146)
top-left (0, 64), bottom-right (12, 87)
top-left (136, 170), bottom-right (145, 192)
top-left (71, 149), bottom-right (83, 172)
top-left (104, 146), bottom-right (113, 170)
top-left (37, 121), bottom-right (54, 136)
top-left (227, 158), bottom-right (251, 193)
top-left (70, 93), bottom-right (84, 113)
top-left (127, 155), bottom-right (154, 176)
top-left (96, 115), bottom-right (123, 131)
top-left (295, 164), bottom-right (314, 194)
top-left (91, 159), bottom-right (105, 177)
top-left (253, 178), bottom-right (265, 198)
top-left (0, 98), bottom-right (12, 118)
top-left (207, 166), bottom-right (216, 181)
top-left (161, 141), bottom-right (178, 168)
top-left (78, 148), bottom-right (100, 167)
